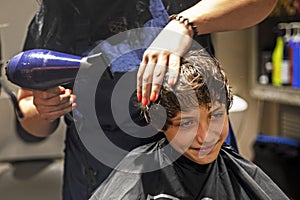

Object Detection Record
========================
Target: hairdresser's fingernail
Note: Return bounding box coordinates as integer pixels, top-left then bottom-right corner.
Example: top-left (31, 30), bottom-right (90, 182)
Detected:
top-left (150, 92), bottom-right (156, 102)
top-left (69, 89), bottom-right (73, 94)
top-left (72, 103), bottom-right (77, 109)
top-left (142, 97), bottom-right (148, 106)
top-left (60, 88), bottom-right (66, 94)
top-left (137, 93), bottom-right (142, 102)
top-left (169, 78), bottom-right (175, 86)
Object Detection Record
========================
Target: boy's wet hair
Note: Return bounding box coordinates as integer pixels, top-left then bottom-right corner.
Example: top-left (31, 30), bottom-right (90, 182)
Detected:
top-left (142, 49), bottom-right (233, 130)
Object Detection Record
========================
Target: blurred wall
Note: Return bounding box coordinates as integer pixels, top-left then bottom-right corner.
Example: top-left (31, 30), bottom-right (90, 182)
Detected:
top-left (0, 0), bottom-right (39, 89)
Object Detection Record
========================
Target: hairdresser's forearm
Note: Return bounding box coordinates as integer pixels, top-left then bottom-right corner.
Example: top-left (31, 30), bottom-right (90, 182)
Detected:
top-left (180, 0), bottom-right (278, 35)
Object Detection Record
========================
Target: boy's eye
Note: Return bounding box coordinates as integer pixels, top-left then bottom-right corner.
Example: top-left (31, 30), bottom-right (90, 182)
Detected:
top-left (210, 112), bottom-right (225, 120)
top-left (179, 120), bottom-right (196, 128)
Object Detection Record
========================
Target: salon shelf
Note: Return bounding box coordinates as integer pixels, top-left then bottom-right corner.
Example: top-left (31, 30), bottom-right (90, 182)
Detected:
top-left (250, 84), bottom-right (300, 106)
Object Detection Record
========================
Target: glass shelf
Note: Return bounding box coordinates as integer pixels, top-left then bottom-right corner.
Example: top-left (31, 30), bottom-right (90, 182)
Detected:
top-left (250, 84), bottom-right (300, 106)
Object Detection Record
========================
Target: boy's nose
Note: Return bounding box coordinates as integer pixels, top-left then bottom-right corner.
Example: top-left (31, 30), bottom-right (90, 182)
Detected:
top-left (195, 121), bottom-right (209, 143)
top-left (196, 119), bottom-right (225, 144)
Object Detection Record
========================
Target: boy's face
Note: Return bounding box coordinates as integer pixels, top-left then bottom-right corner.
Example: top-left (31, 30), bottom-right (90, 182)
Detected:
top-left (163, 103), bottom-right (229, 165)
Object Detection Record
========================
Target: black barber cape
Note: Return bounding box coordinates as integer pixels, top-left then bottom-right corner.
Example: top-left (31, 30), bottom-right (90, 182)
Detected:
top-left (90, 138), bottom-right (289, 200)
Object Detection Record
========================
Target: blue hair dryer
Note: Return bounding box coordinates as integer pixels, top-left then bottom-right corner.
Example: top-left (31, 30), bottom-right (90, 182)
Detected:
top-left (6, 49), bottom-right (112, 90)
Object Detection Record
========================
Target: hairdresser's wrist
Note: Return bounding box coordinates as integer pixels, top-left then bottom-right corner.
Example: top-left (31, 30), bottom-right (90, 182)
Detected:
top-left (18, 99), bottom-right (59, 137)
top-left (168, 14), bottom-right (198, 37)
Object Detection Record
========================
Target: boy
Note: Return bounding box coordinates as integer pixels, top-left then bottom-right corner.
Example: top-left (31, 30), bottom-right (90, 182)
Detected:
top-left (90, 49), bottom-right (289, 200)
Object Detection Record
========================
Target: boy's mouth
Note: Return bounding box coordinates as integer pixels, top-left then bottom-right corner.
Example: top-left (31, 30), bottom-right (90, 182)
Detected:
top-left (189, 139), bottom-right (220, 156)
top-left (190, 144), bottom-right (215, 154)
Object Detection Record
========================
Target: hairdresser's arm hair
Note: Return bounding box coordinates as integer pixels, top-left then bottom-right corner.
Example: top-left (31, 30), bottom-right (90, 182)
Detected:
top-left (180, 0), bottom-right (278, 35)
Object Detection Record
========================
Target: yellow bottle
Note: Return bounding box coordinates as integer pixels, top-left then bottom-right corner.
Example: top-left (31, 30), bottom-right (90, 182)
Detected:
top-left (272, 36), bottom-right (284, 86)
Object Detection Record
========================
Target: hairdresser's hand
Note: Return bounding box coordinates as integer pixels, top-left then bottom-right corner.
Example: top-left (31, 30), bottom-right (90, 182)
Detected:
top-left (32, 86), bottom-right (76, 122)
top-left (137, 20), bottom-right (193, 106)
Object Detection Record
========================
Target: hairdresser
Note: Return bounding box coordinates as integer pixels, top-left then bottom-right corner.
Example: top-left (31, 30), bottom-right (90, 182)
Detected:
top-left (17, 0), bottom-right (277, 199)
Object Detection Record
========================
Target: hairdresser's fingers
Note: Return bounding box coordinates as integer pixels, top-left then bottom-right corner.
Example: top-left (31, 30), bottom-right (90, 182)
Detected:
top-left (35, 93), bottom-right (76, 114)
top-left (137, 49), bottom-right (159, 106)
top-left (150, 54), bottom-right (168, 102)
top-left (137, 58), bottom-right (148, 103)
top-left (34, 88), bottom-right (75, 121)
top-left (32, 86), bottom-right (63, 100)
top-left (167, 53), bottom-right (180, 86)
top-left (39, 102), bottom-right (76, 122)
top-left (141, 60), bottom-right (157, 106)
top-left (33, 88), bottom-right (73, 107)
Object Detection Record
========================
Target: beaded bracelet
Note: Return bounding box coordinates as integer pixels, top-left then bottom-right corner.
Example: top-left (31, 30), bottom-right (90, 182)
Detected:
top-left (168, 14), bottom-right (198, 36)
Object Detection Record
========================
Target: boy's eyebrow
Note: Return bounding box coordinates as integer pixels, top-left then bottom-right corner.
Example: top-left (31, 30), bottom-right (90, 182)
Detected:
top-left (172, 116), bottom-right (195, 123)
top-left (209, 105), bottom-right (224, 113)
top-left (171, 111), bottom-right (195, 122)
top-left (170, 105), bottom-right (226, 123)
